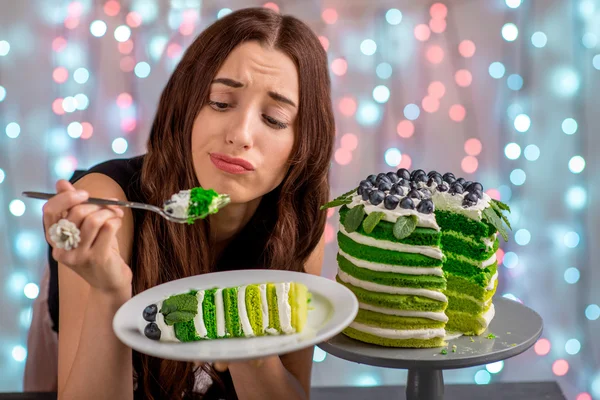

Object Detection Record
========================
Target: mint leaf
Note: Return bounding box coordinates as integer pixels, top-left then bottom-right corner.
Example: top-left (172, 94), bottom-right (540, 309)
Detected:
top-left (392, 215), bottom-right (418, 240)
top-left (483, 208), bottom-right (508, 241)
top-left (362, 212), bottom-right (385, 234)
top-left (320, 187), bottom-right (358, 210)
top-left (160, 293), bottom-right (198, 315)
top-left (490, 201), bottom-right (512, 230)
top-left (320, 197), bottom-right (353, 210)
top-left (491, 199), bottom-right (511, 212)
top-left (343, 205), bottom-right (365, 233)
top-left (165, 311), bottom-right (196, 326)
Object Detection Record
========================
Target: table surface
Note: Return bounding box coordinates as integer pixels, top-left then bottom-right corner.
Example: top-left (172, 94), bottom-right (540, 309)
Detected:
top-left (319, 297), bottom-right (543, 370)
top-left (0, 382), bottom-right (566, 400)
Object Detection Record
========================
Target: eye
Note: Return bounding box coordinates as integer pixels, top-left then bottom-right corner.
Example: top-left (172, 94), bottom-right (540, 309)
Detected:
top-left (262, 114), bottom-right (288, 130)
top-left (208, 100), bottom-right (230, 111)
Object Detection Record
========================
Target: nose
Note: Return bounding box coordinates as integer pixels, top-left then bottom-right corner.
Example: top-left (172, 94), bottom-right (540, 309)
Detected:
top-left (224, 107), bottom-right (255, 150)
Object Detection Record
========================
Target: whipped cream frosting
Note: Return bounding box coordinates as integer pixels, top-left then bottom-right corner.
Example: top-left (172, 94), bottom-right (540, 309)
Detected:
top-left (338, 249), bottom-right (443, 276)
top-left (155, 300), bottom-right (179, 342)
top-left (276, 283), bottom-right (294, 334)
top-left (193, 291), bottom-right (208, 338)
top-left (358, 301), bottom-right (449, 322)
top-left (350, 321), bottom-right (446, 339)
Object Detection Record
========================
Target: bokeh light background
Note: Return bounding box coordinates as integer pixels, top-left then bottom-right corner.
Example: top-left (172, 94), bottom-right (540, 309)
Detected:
top-left (1, 0), bottom-right (599, 398)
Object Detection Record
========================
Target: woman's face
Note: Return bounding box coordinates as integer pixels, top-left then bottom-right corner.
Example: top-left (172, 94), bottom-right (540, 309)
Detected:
top-left (191, 41), bottom-right (299, 204)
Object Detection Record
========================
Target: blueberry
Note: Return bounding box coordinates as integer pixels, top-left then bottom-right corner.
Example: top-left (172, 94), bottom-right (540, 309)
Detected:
top-left (376, 172), bottom-right (389, 182)
top-left (143, 304), bottom-right (158, 322)
top-left (386, 171), bottom-right (399, 183)
top-left (378, 181), bottom-right (392, 192)
top-left (437, 182), bottom-right (449, 192)
top-left (462, 192), bottom-right (479, 207)
top-left (456, 177), bottom-right (467, 186)
top-left (398, 178), bottom-right (411, 187)
top-left (465, 182), bottom-right (483, 192)
top-left (419, 188), bottom-right (432, 198)
top-left (470, 189), bottom-right (483, 199)
top-left (384, 195), bottom-right (400, 210)
top-left (144, 322), bottom-right (161, 340)
top-left (449, 183), bottom-right (464, 195)
top-left (397, 168), bottom-right (411, 180)
top-left (407, 189), bottom-right (422, 199)
top-left (427, 175), bottom-right (442, 187)
top-left (377, 176), bottom-right (392, 187)
top-left (416, 199), bottom-right (434, 214)
top-left (390, 185), bottom-right (404, 196)
top-left (400, 196), bottom-right (415, 210)
top-left (360, 179), bottom-right (373, 188)
top-left (442, 173), bottom-right (456, 184)
top-left (361, 188), bottom-right (373, 201)
top-left (463, 181), bottom-right (472, 190)
top-left (411, 169), bottom-right (426, 180)
top-left (369, 190), bottom-right (385, 205)
top-left (357, 186), bottom-right (364, 196)
top-left (367, 174), bottom-right (378, 185)
top-left (413, 174), bottom-right (428, 183)
top-left (427, 170), bottom-right (439, 178)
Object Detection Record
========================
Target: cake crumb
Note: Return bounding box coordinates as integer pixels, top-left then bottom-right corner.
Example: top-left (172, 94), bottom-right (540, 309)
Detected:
top-left (452, 345), bottom-right (457, 353)
top-left (440, 348), bottom-right (448, 355)
top-left (487, 333), bottom-right (496, 339)
top-left (510, 343), bottom-right (517, 347)
top-left (507, 332), bottom-right (511, 334)
top-left (470, 337), bottom-right (475, 342)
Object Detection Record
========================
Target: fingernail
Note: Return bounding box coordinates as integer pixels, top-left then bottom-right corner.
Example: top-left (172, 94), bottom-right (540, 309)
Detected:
top-left (76, 190), bottom-right (88, 198)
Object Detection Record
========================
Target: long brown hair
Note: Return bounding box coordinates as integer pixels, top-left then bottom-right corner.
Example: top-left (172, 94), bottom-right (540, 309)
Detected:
top-left (134, 7), bottom-right (334, 399)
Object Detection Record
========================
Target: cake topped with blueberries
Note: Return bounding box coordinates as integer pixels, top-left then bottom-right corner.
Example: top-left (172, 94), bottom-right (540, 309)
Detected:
top-left (321, 168), bottom-right (511, 348)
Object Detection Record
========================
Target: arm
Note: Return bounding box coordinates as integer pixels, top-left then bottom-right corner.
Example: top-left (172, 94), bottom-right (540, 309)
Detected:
top-left (227, 233), bottom-right (325, 400)
top-left (56, 174), bottom-right (135, 400)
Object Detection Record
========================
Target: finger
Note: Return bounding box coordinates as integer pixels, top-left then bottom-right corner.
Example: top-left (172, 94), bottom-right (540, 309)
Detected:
top-left (66, 203), bottom-right (123, 229)
top-left (43, 191), bottom-right (90, 244)
top-left (90, 217), bottom-right (122, 254)
top-left (78, 209), bottom-right (124, 250)
top-left (213, 362), bottom-right (229, 372)
top-left (56, 179), bottom-right (76, 194)
top-left (251, 359), bottom-right (265, 368)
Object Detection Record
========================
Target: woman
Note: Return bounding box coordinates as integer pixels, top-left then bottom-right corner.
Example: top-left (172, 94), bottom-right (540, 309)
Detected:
top-left (41, 7), bottom-right (334, 399)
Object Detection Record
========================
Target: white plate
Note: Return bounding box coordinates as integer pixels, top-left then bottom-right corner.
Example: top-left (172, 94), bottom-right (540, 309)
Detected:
top-left (113, 269), bottom-right (358, 362)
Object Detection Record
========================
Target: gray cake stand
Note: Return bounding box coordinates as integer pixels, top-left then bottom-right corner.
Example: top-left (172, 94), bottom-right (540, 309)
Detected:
top-left (318, 297), bottom-right (543, 400)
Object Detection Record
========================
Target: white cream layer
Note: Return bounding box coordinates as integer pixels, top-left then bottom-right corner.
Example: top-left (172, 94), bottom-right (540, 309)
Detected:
top-left (358, 301), bottom-right (449, 322)
top-left (193, 291), bottom-right (208, 338)
top-left (485, 271), bottom-right (499, 290)
top-left (339, 224), bottom-right (444, 260)
top-left (237, 286), bottom-right (254, 337)
top-left (447, 252), bottom-right (497, 269)
top-left (259, 284), bottom-right (269, 333)
top-left (347, 195), bottom-right (440, 230)
top-left (431, 190), bottom-right (492, 221)
top-left (337, 269), bottom-right (447, 302)
top-left (338, 250), bottom-right (443, 276)
top-left (155, 300), bottom-right (179, 342)
top-left (215, 289), bottom-right (225, 338)
top-left (350, 321), bottom-right (446, 339)
top-left (276, 283), bottom-right (294, 334)
top-left (478, 303), bottom-right (496, 328)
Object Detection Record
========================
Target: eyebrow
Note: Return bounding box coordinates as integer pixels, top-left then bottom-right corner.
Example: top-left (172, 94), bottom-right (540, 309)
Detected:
top-left (211, 77), bottom-right (297, 108)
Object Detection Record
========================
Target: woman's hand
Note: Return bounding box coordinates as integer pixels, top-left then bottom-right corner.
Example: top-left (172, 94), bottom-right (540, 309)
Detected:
top-left (43, 179), bottom-right (132, 295)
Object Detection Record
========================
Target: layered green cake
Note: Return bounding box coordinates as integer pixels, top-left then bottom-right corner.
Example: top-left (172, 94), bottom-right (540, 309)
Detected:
top-left (141, 282), bottom-right (310, 342)
top-left (322, 169), bottom-right (511, 347)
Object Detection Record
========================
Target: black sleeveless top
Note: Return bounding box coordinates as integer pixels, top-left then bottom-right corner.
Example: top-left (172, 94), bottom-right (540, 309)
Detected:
top-left (47, 155), bottom-right (278, 399)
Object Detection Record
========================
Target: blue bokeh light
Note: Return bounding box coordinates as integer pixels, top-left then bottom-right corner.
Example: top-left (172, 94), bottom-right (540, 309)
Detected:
top-left (565, 186), bottom-right (587, 209)
top-left (509, 169), bottom-right (526, 185)
top-left (385, 9), bottom-right (403, 25)
top-left (507, 74), bottom-right (524, 90)
top-left (489, 62), bottom-right (506, 79)
top-left (404, 103), bottom-right (420, 120)
top-left (564, 267), bottom-right (580, 284)
top-left (376, 63), bottom-right (392, 79)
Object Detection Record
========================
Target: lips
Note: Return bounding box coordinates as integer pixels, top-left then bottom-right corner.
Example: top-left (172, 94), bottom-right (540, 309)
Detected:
top-left (210, 153), bottom-right (255, 174)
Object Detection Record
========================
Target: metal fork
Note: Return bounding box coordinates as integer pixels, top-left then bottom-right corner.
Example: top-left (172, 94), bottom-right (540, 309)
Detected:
top-left (22, 191), bottom-right (231, 224)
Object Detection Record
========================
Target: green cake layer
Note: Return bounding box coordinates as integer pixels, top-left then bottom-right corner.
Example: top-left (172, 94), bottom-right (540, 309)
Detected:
top-left (445, 309), bottom-right (490, 335)
top-left (443, 254), bottom-right (497, 280)
top-left (343, 327), bottom-right (446, 348)
top-left (434, 210), bottom-right (496, 239)
top-left (445, 278), bottom-right (497, 314)
top-left (337, 253), bottom-right (445, 290)
top-left (355, 309), bottom-right (445, 330)
top-left (441, 233), bottom-right (499, 261)
top-left (245, 285), bottom-right (263, 336)
top-left (174, 319), bottom-right (198, 342)
top-left (266, 284), bottom-right (281, 332)
top-left (340, 206), bottom-right (441, 246)
top-left (203, 289), bottom-right (218, 339)
top-left (223, 287), bottom-right (242, 338)
top-left (338, 232), bottom-right (443, 267)
top-left (336, 275), bottom-right (447, 312)
top-left (444, 272), bottom-right (495, 299)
